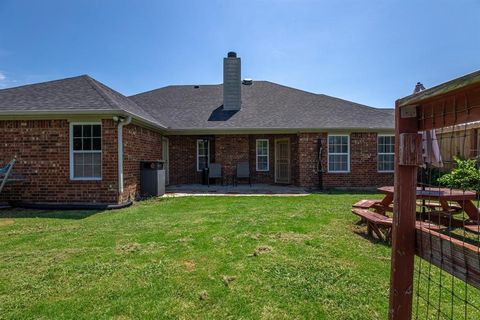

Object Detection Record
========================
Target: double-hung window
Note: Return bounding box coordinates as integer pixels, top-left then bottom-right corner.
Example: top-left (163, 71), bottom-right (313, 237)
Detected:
top-left (328, 135), bottom-right (350, 172)
top-left (70, 123), bottom-right (102, 180)
top-left (256, 139), bottom-right (269, 171)
top-left (197, 139), bottom-right (210, 171)
top-left (378, 135), bottom-right (395, 172)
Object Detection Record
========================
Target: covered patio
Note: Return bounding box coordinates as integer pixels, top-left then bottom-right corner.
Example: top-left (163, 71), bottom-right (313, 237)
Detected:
top-left (167, 134), bottom-right (299, 186)
top-left (165, 183), bottom-right (310, 196)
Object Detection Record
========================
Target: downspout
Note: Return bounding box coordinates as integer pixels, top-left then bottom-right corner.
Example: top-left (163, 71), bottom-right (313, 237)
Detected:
top-left (117, 116), bottom-right (132, 195)
top-left (316, 137), bottom-right (323, 190)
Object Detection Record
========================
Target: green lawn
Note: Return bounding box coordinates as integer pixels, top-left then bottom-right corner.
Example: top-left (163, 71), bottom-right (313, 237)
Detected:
top-left (0, 194), bottom-right (392, 319)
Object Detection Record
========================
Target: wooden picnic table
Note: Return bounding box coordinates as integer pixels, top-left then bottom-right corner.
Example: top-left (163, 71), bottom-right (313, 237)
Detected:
top-left (377, 186), bottom-right (479, 221)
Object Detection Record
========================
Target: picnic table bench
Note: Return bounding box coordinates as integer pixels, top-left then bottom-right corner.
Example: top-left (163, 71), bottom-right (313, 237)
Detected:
top-left (353, 186), bottom-right (480, 240)
top-left (353, 199), bottom-right (388, 211)
top-left (352, 208), bottom-right (440, 242)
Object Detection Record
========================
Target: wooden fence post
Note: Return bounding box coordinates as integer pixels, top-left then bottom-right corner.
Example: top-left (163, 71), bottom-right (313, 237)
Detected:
top-left (388, 102), bottom-right (420, 320)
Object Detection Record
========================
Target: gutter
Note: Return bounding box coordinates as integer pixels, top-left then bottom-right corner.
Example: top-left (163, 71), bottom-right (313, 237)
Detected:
top-left (0, 109), bottom-right (168, 133)
top-left (117, 115), bottom-right (132, 194)
top-left (0, 111), bottom-right (393, 135)
top-left (165, 127), bottom-right (395, 135)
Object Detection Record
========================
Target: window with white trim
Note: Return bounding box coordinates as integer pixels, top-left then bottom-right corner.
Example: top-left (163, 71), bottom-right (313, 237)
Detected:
top-left (70, 123), bottom-right (102, 180)
top-left (378, 135), bottom-right (395, 172)
top-left (197, 139), bottom-right (210, 171)
top-left (256, 139), bottom-right (269, 171)
top-left (328, 135), bottom-right (349, 172)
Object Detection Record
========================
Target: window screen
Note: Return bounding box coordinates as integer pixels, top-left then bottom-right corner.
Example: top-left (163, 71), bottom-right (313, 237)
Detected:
top-left (71, 124), bottom-right (102, 179)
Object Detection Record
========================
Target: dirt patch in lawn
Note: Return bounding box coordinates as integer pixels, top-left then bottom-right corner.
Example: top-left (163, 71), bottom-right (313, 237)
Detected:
top-left (0, 219), bottom-right (14, 226)
top-left (222, 275), bottom-right (236, 287)
top-left (250, 233), bottom-right (262, 240)
top-left (116, 242), bottom-right (142, 253)
top-left (183, 260), bottom-right (196, 272)
top-left (199, 290), bottom-right (208, 300)
top-left (250, 245), bottom-right (272, 256)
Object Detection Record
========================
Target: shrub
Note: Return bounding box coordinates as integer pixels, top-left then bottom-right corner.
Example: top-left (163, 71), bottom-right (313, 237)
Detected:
top-left (438, 157), bottom-right (480, 192)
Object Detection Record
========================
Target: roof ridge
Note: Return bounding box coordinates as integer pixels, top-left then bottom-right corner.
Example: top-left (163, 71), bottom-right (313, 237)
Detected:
top-left (259, 81), bottom-right (322, 98)
top-left (316, 93), bottom-right (388, 112)
top-left (82, 75), bottom-right (120, 109)
top-left (85, 76), bottom-right (170, 128)
top-left (129, 83), bottom-right (223, 98)
top-left (0, 74), bottom-right (88, 92)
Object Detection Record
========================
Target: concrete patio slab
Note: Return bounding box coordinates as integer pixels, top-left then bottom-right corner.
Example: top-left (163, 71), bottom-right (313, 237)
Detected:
top-left (164, 184), bottom-right (311, 197)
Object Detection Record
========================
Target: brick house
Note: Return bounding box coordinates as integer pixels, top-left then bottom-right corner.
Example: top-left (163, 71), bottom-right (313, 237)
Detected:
top-left (0, 52), bottom-right (394, 207)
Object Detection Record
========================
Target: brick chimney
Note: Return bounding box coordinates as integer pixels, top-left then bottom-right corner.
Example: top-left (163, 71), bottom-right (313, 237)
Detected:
top-left (413, 82), bottom-right (426, 94)
top-left (223, 51), bottom-right (241, 111)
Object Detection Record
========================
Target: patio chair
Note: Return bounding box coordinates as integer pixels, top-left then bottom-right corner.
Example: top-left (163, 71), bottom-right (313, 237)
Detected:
top-left (234, 161), bottom-right (251, 187)
top-left (0, 158), bottom-right (16, 194)
top-left (208, 163), bottom-right (224, 186)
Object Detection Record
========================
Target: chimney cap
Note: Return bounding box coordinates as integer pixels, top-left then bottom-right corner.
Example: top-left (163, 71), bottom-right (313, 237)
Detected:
top-left (227, 51), bottom-right (237, 58)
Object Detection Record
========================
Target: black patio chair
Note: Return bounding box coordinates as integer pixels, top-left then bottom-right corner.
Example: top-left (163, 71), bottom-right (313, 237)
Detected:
top-left (234, 161), bottom-right (251, 187)
top-left (208, 163), bottom-right (224, 186)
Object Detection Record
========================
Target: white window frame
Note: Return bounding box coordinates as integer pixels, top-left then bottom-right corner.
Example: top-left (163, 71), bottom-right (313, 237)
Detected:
top-left (69, 122), bottom-right (102, 181)
top-left (327, 134), bottom-right (350, 173)
top-left (377, 134), bottom-right (395, 173)
top-left (256, 139), bottom-right (269, 172)
top-left (196, 139), bottom-right (210, 172)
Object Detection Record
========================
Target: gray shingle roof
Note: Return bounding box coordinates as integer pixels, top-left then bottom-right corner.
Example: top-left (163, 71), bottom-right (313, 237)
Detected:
top-left (378, 108), bottom-right (395, 117)
top-left (0, 75), bottom-right (394, 131)
top-left (129, 81), bottom-right (394, 130)
top-left (0, 75), bottom-right (164, 127)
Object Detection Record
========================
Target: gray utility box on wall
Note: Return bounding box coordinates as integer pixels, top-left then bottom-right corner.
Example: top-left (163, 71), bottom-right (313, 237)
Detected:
top-left (140, 161), bottom-right (165, 197)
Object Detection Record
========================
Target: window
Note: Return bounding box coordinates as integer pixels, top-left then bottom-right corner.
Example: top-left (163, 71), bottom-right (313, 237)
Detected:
top-left (256, 139), bottom-right (269, 171)
top-left (328, 135), bottom-right (349, 172)
top-left (197, 139), bottom-right (210, 171)
top-left (70, 123), bottom-right (102, 180)
top-left (378, 135), bottom-right (395, 172)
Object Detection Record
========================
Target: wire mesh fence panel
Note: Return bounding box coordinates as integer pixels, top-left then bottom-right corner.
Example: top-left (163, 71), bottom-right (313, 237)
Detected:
top-left (413, 120), bottom-right (480, 319)
top-left (390, 73), bottom-right (480, 320)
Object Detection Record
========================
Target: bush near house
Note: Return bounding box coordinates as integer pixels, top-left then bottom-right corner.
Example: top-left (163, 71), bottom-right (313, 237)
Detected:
top-left (438, 157), bottom-right (480, 192)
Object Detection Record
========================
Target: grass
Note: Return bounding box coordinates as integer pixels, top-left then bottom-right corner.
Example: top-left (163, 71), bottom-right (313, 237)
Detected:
top-left (0, 193), bottom-right (437, 319)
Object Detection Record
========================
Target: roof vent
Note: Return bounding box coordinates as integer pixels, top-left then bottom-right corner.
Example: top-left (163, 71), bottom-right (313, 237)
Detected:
top-left (242, 78), bottom-right (253, 85)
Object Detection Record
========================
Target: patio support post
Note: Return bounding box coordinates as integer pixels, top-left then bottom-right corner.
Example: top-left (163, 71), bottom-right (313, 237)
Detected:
top-left (388, 102), bottom-right (420, 320)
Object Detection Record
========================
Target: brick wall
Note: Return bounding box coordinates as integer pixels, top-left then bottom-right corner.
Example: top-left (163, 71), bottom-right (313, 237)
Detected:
top-left (298, 132), bottom-right (394, 189)
top-left (0, 124), bottom-right (393, 204)
top-left (168, 135), bottom-right (203, 184)
top-left (214, 135), bottom-right (249, 179)
top-left (297, 133), bottom-right (322, 187)
top-left (121, 123), bottom-right (163, 202)
top-left (0, 119), bottom-right (119, 204)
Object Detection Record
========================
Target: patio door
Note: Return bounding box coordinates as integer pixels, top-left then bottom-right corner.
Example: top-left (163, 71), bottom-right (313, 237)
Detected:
top-left (162, 137), bottom-right (169, 185)
top-left (275, 138), bottom-right (291, 184)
